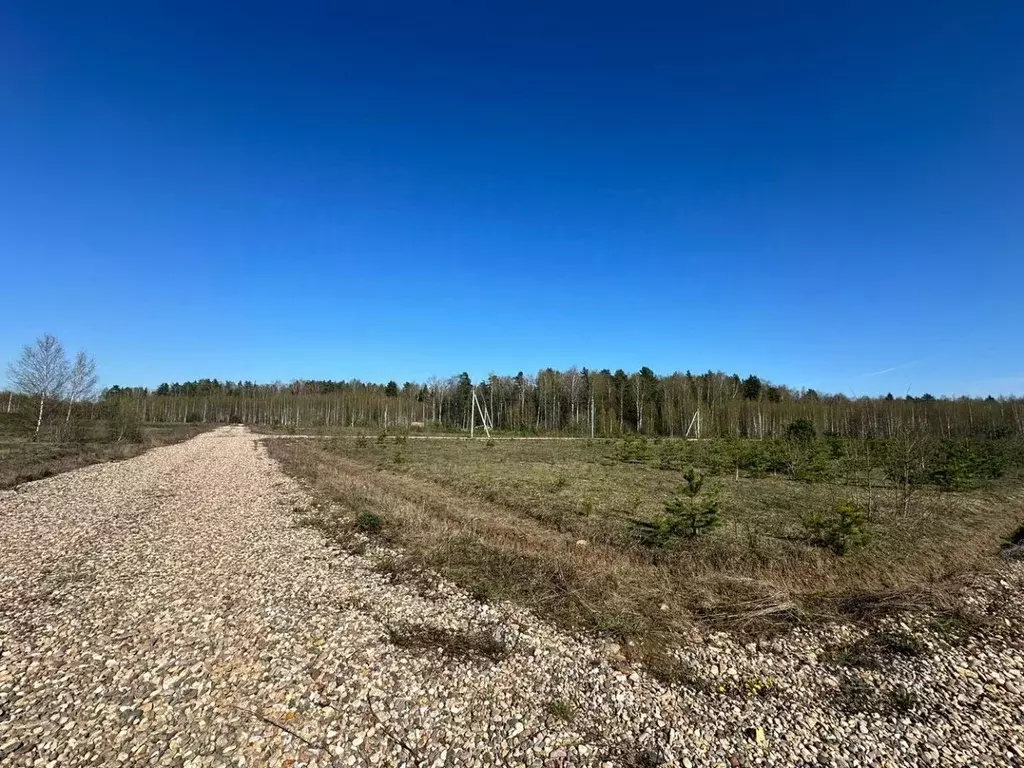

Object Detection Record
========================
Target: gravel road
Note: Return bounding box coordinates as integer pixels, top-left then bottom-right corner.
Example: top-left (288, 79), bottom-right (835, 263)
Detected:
top-left (1, 427), bottom-right (1022, 767)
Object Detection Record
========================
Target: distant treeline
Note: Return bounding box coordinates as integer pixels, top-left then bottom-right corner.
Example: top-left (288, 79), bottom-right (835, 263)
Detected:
top-left (88, 368), bottom-right (1024, 438)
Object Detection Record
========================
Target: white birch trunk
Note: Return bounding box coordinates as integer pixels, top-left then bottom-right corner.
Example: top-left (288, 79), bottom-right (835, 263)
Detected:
top-left (36, 394), bottom-right (45, 435)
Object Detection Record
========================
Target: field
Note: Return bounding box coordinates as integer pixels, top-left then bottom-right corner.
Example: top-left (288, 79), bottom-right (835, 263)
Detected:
top-left (269, 433), bottom-right (1024, 666)
top-left (0, 413), bottom-right (211, 489)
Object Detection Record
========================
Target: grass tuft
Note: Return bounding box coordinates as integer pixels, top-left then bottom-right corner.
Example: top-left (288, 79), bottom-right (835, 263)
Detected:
top-left (545, 698), bottom-right (575, 721)
top-left (355, 510), bottom-right (384, 533)
top-left (825, 629), bottom-right (925, 670)
top-left (385, 623), bottom-right (511, 661)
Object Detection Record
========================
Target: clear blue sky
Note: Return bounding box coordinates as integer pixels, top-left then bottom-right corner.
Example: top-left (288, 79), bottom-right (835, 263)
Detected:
top-left (1, 2), bottom-right (1021, 396)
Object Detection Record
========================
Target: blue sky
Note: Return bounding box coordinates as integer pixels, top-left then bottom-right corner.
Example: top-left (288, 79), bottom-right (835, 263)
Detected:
top-left (1, 2), bottom-right (1021, 396)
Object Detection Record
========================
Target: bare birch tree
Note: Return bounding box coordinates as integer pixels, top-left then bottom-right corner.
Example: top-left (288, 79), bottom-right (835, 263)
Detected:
top-left (65, 350), bottom-right (99, 424)
top-left (7, 334), bottom-right (70, 436)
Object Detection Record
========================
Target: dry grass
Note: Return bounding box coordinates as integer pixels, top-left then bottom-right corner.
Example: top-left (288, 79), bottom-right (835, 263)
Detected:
top-left (0, 420), bottom-right (212, 489)
top-left (268, 436), bottom-right (1024, 656)
top-left (823, 629), bottom-right (926, 669)
top-left (385, 623), bottom-right (511, 661)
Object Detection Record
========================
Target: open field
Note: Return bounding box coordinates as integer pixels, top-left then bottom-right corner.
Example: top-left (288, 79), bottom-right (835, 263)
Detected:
top-left (4, 426), bottom-right (1023, 767)
top-left (268, 435), bottom-right (1024, 660)
top-left (0, 414), bottom-right (211, 489)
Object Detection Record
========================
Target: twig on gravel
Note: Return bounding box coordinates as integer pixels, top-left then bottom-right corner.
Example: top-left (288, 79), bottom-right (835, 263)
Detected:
top-left (232, 704), bottom-right (331, 755)
top-left (366, 695), bottom-right (425, 765)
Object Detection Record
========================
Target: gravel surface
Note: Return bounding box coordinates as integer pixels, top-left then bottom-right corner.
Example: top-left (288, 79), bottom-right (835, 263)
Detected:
top-left (1, 426), bottom-right (1021, 767)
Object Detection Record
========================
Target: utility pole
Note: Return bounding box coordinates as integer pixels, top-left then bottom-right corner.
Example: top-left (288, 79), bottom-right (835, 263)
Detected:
top-left (471, 388), bottom-right (492, 438)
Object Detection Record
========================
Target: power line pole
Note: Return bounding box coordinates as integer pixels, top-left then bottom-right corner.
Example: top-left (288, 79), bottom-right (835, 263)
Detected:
top-left (471, 388), bottom-right (492, 438)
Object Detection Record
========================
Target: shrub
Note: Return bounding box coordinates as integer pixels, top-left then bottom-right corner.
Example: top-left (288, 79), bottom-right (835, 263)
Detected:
top-left (689, 440), bottom-right (732, 475)
top-left (763, 439), bottom-right (794, 476)
top-left (64, 416), bottom-right (92, 444)
top-left (792, 446), bottom-right (833, 483)
top-left (738, 441), bottom-right (769, 478)
top-left (644, 469), bottom-right (721, 544)
top-left (616, 435), bottom-right (651, 464)
top-left (930, 439), bottom-right (1007, 490)
top-left (681, 467), bottom-right (703, 495)
top-left (786, 418), bottom-right (816, 443)
top-left (657, 441), bottom-right (684, 471)
top-left (355, 510), bottom-right (384, 533)
top-left (802, 499), bottom-right (870, 555)
top-left (106, 402), bottom-right (144, 443)
top-left (883, 429), bottom-right (933, 513)
top-left (825, 435), bottom-right (846, 459)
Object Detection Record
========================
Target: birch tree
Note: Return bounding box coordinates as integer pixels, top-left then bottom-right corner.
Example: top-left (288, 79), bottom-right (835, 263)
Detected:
top-left (7, 334), bottom-right (70, 436)
top-left (65, 350), bottom-right (99, 424)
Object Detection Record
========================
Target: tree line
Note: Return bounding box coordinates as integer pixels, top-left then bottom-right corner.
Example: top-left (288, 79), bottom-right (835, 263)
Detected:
top-left (5, 333), bottom-right (1020, 440)
top-left (99, 368), bottom-right (1022, 439)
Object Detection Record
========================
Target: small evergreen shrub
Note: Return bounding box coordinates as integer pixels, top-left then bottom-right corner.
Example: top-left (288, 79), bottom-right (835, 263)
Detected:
top-left (616, 435), bottom-right (651, 464)
top-left (802, 499), bottom-right (870, 555)
top-left (738, 441), bottom-right (769, 478)
top-left (786, 418), bottom-right (816, 443)
top-left (657, 441), bottom-right (684, 471)
top-left (644, 469), bottom-right (721, 544)
top-left (793, 447), bottom-right (833, 483)
top-left (930, 439), bottom-right (1007, 490)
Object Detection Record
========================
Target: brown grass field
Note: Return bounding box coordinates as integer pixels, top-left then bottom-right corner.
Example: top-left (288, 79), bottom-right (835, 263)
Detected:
top-left (268, 434), bottom-right (1024, 671)
top-left (0, 416), bottom-right (211, 489)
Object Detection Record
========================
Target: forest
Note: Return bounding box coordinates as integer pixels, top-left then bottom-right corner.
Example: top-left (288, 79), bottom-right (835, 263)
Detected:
top-left (91, 368), bottom-right (1023, 439)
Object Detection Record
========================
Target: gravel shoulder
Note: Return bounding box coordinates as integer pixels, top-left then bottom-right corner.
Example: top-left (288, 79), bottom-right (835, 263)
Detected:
top-left (1, 427), bottom-right (1022, 767)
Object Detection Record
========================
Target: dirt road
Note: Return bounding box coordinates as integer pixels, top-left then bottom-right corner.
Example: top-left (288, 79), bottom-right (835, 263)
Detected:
top-left (1, 427), bottom-right (1021, 767)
